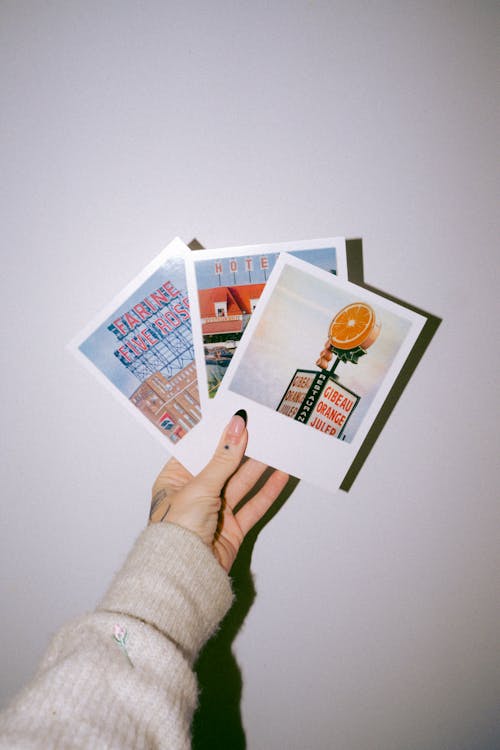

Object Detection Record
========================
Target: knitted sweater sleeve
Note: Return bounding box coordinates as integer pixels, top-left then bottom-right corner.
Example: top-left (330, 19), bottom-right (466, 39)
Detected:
top-left (0, 523), bottom-right (234, 750)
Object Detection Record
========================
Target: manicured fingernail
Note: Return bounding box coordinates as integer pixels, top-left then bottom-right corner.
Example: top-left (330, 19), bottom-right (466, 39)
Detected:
top-left (225, 410), bottom-right (247, 445)
top-left (234, 409), bottom-right (247, 424)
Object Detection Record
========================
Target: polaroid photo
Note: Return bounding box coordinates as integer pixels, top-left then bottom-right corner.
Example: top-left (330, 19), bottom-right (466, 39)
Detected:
top-left (178, 252), bottom-right (426, 491)
top-left (69, 237), bottom-right (204, 453)
top-left (186, 237), bottom-right (347, 410)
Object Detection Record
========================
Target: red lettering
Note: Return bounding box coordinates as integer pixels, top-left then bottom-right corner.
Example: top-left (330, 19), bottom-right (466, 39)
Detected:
top-left (283, 389), bottom-right (304, 404)
top-left (152, 317), bottom-right (172, 336)
top-left (313, 402), bottom-right (347, 426)
top-left (292, 375), bottom-right (312, 389)
top-left (173, 302), bottom-right (190, 322)
top-left (161, 280), bottom-right (180, 299)
top-left (124, 311), bottom-right (141, 331)
top-left (150, 289), bottom-right (170, 307)
top-left (133, 302), bottom-right (151, 322)
top-left (323, 386), bottom-right (353, 412)
top-left (163, 310), bottom-right (181, 329)
top-left (143, 296), bottom-right (158, 313)
top-left (340, 397), bottom-right (353, 412)
top-left (116, 345), bottom-right (133, 363)
top-left (279, 404), bottom-right (298, 418)
top-left (111, 317), bottom-right (128, 337)
top-left (141, 328), bottom-right (159, 346)
top-left (309, 416), bottom-right (337, 435)
top-left (127, 335), bottom-right (148, 355)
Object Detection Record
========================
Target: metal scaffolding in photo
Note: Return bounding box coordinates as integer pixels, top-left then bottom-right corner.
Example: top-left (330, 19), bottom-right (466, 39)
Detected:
top-left (120, 322), bottom-right (195, 383)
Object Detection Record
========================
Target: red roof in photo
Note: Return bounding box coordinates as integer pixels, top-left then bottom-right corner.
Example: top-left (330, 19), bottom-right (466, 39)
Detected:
top-left (198, 287), bottom-right (241, 318)
top-left (198, 283), bottom-right (266, 318)
top-left (230, 284), bottom-right (265, 313)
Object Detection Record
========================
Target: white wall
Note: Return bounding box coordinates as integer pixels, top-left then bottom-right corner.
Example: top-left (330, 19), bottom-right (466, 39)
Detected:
top-left (0, 2), bottom-right (498, 749)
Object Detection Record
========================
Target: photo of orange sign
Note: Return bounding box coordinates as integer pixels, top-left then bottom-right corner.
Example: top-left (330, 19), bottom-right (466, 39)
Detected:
top-left (328, 302), bottom-right (381, 350)
top-left (307, 383), bottom-right (357, 437)
top-left (277, 371), bottom-right (316, 419)
top-left (277, 369), bottom-right (359, 439)
top-left (316, 302), bottom-right (382, 370)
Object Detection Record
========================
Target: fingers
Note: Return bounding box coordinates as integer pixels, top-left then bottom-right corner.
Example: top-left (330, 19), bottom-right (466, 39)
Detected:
top-left (235, 470), bottom-right (289, 536)
top-left (195, 411), bottom-right (248, 496)
top-left (224, 458), bottom-right (268, 510)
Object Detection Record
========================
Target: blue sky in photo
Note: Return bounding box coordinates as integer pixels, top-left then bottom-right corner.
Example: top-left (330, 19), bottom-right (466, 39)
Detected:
top-left (79, 256), bottom-right (191, 397)
top-left (195, 246), bottom-right (337, 290)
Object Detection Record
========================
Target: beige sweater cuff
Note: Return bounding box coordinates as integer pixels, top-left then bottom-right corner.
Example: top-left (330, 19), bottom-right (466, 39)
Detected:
top-left (98, 523), bottom-right (234, 663)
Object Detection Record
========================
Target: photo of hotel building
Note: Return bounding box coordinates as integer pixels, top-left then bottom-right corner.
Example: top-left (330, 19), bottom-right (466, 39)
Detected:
top-left (198, 283), bottom-right (265, 396)
top-left (199, 283), bottom-right (265, 338)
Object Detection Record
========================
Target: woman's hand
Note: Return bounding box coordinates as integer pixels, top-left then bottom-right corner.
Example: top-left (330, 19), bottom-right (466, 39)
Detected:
top-left (150, 411), bottom-right (289, 572)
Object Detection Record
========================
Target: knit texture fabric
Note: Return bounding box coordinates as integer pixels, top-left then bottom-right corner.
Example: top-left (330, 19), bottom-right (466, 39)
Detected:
top-left (0, 523), bottom-right (233, 749)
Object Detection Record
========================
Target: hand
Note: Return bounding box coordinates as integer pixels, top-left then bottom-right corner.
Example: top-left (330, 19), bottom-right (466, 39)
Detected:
top-left (149, 412), bottom-right (289, 572)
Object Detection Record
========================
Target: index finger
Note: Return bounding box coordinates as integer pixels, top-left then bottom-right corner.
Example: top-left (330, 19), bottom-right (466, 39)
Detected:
top-left (234, 470), bottom-right (290, 536)
top-left (224, 457), bottom-right (269, 510)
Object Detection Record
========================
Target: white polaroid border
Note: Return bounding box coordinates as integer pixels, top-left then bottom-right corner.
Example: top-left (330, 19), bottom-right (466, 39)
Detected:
top-left (179, 252), bottom-right (426, 491)
top-left (68, 237), bottom-right (206, 457)
top-left (186, 237), bottom-right (347, 412)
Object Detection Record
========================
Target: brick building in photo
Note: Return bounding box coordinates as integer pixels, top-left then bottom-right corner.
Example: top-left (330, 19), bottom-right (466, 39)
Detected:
top-left (130, 362), bottom-right (200, 444)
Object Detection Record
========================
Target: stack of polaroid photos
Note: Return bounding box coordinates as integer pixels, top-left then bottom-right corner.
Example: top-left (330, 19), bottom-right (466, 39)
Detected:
top-left (70, 237), bottom-right (425, 491)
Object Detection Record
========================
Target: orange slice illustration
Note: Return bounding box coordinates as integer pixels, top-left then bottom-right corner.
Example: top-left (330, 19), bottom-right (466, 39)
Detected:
top-left (328, 302), bottom-right (380, 351)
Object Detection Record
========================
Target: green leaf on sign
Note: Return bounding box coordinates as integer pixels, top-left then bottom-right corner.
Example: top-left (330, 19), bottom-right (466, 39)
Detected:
top-left (331, 346), bottom-right (366, 364)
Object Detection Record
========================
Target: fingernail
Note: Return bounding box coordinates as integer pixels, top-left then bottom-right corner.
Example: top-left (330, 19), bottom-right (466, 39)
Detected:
top-left (234, 409), bottom-right (247, 425)
top-left (225, 410), bottom-right (247, 445)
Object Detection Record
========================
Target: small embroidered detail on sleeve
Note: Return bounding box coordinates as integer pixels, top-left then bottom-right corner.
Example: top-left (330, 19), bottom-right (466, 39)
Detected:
top-left (113, 624), bottom-right (134, 668)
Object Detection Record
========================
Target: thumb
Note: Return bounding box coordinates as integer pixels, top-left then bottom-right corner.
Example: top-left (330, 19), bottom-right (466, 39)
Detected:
top-left (196, 410), bottom-right (248, 495)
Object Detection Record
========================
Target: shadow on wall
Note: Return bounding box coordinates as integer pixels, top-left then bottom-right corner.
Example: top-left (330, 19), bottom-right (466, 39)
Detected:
top-left (340, 238), bottom-right (441, 491)
top-left (192, 471), bottom-right (300, 750)
top-left (188, 237), bottom-right (440, 748)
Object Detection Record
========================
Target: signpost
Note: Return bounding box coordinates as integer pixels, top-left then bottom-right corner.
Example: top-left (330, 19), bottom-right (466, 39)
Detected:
top-left (277, 302), bottom-right (381, 441)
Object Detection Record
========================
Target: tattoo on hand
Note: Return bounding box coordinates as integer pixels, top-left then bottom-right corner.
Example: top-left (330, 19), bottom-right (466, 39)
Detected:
top-left (150, 488), bottom-right (171, 522)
